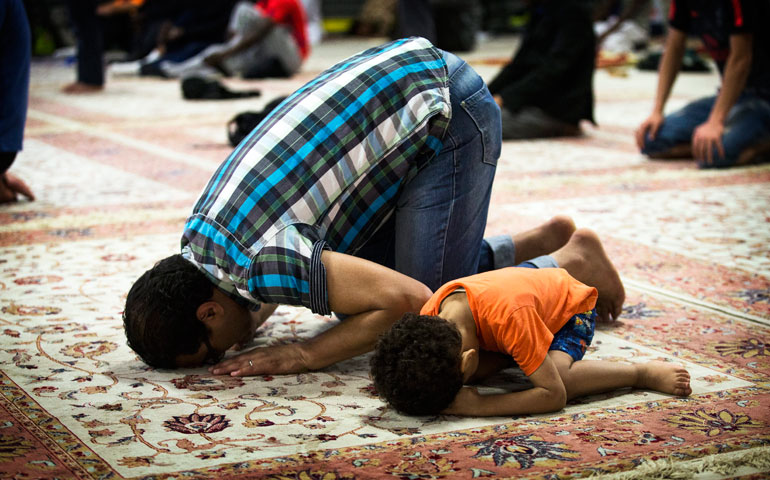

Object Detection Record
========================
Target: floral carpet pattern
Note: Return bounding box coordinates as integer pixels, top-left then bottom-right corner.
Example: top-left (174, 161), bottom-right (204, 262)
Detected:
top-left (1, 38), bottom-right (769, 479)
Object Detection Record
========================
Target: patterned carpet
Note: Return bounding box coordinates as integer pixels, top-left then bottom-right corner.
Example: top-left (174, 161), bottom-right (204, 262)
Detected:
top-left (2, 37), bottom-right (769, 479)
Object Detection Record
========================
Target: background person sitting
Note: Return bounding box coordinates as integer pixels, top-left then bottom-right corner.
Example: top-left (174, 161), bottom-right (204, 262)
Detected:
top-left (636, 0), bottom-right (770, 168)
top-left (487, 0), bottom-right (596, 140)
top-left (158, 0), bottom-right (309, 80)
top-left (110, 0), bottom-right (238, 76)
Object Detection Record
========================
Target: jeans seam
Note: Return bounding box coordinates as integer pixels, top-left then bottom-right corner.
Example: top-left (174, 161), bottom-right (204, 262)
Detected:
top-left (437, 149), bottom-right (458, 285)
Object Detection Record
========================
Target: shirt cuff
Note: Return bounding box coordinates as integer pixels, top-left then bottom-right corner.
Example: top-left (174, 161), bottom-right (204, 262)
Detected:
top-left (524, 255), bottom-right (559, 269)
top-left (309, 240), bottom-right (332, 316)
top-left (485, 234), bottom-right (516, 269)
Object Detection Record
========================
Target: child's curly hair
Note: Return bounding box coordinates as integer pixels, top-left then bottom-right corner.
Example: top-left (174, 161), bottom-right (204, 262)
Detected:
top-left (370, 313), bottom-right (464, 415)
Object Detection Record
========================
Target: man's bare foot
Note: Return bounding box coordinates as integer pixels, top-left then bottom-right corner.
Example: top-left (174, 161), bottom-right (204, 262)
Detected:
top-left (636, 361), bottom-right (692, 397)
top-left (735, 140), bottom-right (770, 166)
top-left (0, 172), bottom-right (34, 204)
top-left (61, 82), bottom-right (104, 94)
top-left (551, 228), bottom-right (625, 322)
top-left (511, 215), bottom-right (576, 264)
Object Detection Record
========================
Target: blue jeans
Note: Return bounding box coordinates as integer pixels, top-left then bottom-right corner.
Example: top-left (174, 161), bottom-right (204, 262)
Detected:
top-left (641, 93), bottom-right (770, 168)
top-left (355, 51), bottom-right (556, 292)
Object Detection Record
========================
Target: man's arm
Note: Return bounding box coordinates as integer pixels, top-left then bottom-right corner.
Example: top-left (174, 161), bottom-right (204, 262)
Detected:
top-left (635, 26), bottom-right (687, 149)
top-left (692, 33), bottom-right (753, 165)
top-left (210, 250), bottom-right (432, 376)
top-left (443, 353), bottom-right (567, 417)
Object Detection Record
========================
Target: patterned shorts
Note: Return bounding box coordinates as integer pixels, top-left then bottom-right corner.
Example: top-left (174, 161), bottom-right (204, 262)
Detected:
top-left (549, 308), bottom-right (596, 361)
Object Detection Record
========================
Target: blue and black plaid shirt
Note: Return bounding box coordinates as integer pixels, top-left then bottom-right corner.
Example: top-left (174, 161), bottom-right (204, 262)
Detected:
top-left (181, 38), bottom-right (451, 314)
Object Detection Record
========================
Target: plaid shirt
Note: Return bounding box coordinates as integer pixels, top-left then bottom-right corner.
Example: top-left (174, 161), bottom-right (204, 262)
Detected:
top-left (181, 38), bottom-right (451, 314)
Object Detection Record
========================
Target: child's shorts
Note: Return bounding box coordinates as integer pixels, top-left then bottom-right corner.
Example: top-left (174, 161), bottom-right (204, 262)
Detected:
top-left (549, 308), bottom-right (596, 361)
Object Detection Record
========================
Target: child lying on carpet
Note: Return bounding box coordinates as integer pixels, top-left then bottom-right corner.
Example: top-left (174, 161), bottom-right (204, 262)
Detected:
top-left (370, 257), bottom-right (692, 416)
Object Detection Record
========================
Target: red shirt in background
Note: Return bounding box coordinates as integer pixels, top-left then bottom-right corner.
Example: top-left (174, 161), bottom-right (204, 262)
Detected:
top-left (257, 0), bottom-right (310, 58)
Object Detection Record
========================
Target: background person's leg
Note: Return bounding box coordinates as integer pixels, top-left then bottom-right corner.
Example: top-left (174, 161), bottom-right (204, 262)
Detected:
top-left (0, 152), bottom-right (15, 175)
top-left (160, 44), bottom-right (226, 79)
top-left (701, 95), bottom-right (770, 168)
top-left (0, 152), bottom-right (34, 203)
top-left (65, 0), bottom-right (104, 88)
top-left (641, 96), bottom-right (714, 158)
top-left (500, 107), bottom-right (581, 140)
top-left (243, 26), bottom-right (302, 78)
top-left (0, 0), bottom-right (34, 203)
top-left (395, 0), bottom-right (436, 43)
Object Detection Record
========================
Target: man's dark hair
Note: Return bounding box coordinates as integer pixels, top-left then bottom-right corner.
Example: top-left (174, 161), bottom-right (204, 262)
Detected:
top-left (370, 313), bottom-right (464, 415)
top-left (123, 254), bottom-right (213, 368)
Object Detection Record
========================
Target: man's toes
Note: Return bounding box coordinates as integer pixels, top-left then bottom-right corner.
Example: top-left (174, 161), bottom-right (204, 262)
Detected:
top-left (596, 304), bottom-right (610, 323)
top-left (612, 302), bottom-right (623, 321)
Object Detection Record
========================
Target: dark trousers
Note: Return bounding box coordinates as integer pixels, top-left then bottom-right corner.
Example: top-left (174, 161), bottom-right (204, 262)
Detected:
top-left (395, 0), bottom-right (436, 43)
top-left (0, 152), bottom-right (17, 175)
top-left (66, 0), bottom-right (104, 86)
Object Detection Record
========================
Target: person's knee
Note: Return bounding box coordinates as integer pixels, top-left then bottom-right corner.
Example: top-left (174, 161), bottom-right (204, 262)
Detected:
top-left (640, 134), bottom-right (692, 159)
top-left (639, 133), bottom-right (670, 157)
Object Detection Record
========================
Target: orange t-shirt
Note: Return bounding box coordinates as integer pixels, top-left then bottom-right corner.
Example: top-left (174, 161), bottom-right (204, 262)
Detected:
top-left (420, 268), bottom-right (597, 376)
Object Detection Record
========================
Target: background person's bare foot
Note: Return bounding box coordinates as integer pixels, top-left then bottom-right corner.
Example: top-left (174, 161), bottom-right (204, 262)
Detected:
top-left (61, 82), bottom-right (104, 94)
top-left (636, 361), bottom-right (692, 397)
top-left (0, 172), bottom-right (35, 204)
top-left (551, 228), bottom-right (625, 322)
top-left (512, 215), bottom-right (576, 264)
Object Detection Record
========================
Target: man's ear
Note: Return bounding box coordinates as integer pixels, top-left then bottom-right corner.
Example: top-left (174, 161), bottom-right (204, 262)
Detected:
top-left (460, 348), bottom-right (479, 383)
top-left (196, 301), bottom-right (224, 327)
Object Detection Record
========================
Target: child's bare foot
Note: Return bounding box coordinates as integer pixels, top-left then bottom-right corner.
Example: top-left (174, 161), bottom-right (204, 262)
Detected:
top-left (511, 215), bottom-right (576, 264)
top-left (551, 228), bottom-right (625, 322)
top-left (636, 361), bottom-right (692, 396)
top-left (61, 82), bottom-right (104, 94)
top-left (0, 172), bottom-right (34, 204)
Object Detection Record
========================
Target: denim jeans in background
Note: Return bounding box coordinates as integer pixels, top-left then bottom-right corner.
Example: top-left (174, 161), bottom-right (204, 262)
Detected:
top-left (355, 50), bottom-right (557, 293)
top-left (641, 93), bottom-right (770, 168)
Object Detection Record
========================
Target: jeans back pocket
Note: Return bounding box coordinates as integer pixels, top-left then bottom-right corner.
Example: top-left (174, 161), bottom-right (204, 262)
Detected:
top-left (460, 85), bottom-right (502, 167)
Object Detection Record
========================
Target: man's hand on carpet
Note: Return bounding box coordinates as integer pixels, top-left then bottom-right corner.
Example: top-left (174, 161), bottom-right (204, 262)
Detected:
top-left (692, 120), bottom-right (725, 166)
top-left (209, 343), bottom-right (309, 376)
top-left (635, 112), bottom-right (664, 149)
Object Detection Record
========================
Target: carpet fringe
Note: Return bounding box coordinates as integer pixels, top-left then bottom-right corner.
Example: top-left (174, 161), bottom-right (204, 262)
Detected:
top-left (588, 446), bottom-right (770, 479)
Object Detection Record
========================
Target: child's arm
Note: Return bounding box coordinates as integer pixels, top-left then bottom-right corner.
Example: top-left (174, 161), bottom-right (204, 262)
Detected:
top-left (443, 354), bottom-right (567, 417)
